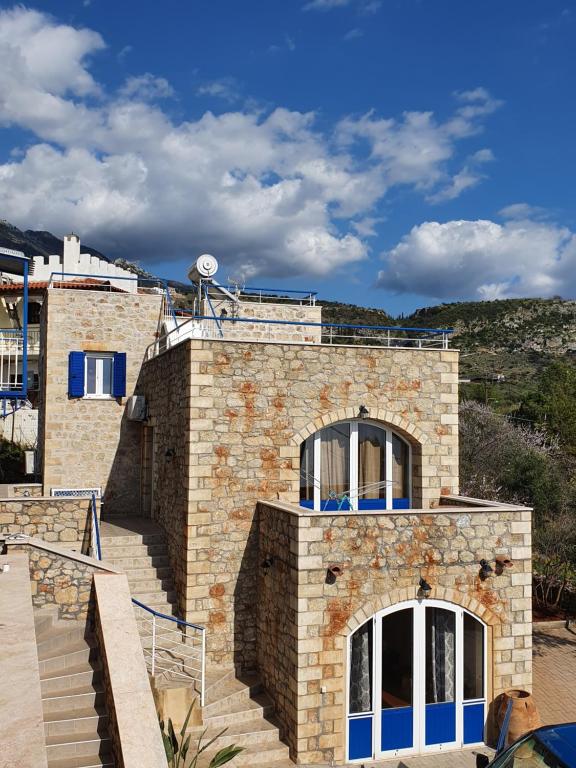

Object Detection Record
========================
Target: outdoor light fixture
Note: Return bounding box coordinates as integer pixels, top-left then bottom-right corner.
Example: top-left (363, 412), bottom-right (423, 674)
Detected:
top-left (261, 556), bottom-right (274, 572)
top-left (479, 559), bottom-right (494, 581)
top-left (326, 565), bottom-right (343, 585)
top-left (418, 577), bottom-right (432, 599)
top-left (494, 555), bottom-right (513, 576)
top-left (359, 405), bottom-right (369, 419)
top-left (220, 308), bottom-right (228, 318)
top-left (164, 448), bottom-right (176, 461)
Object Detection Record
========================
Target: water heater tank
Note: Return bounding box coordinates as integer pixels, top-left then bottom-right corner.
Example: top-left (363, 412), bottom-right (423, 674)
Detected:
top-left (188, 254), bottom-right (218, 283)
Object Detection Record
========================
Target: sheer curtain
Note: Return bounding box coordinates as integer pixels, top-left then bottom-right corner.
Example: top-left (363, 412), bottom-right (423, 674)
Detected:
top-left (392, 434), bottom-right (408, 500)
top-left (320, 424), bottom-right (350, 499)
top-left (350, 622), bottom-right (373, 713)
top-left (358, 424), bottom-right (386, 500)
top-left (428, 608), bottom-right (455, 703)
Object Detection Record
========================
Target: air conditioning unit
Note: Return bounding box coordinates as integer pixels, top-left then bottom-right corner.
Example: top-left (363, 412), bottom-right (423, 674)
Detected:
top-left (126, 395), bottom-right (147, 421)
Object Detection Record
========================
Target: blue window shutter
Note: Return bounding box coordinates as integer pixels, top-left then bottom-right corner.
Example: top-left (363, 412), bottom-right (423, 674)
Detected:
top-left (112, 352), bottom-right (127, 397)
top-left (68, 351), bottom-right (85, 397)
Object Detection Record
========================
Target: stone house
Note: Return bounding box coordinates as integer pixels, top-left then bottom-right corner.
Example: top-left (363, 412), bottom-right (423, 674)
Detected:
top-left (3, 259), bottom-right (532, 766)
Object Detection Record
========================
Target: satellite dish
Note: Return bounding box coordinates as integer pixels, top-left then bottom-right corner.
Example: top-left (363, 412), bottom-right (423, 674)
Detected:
top-left (188, 254), bottom-right (218, 283)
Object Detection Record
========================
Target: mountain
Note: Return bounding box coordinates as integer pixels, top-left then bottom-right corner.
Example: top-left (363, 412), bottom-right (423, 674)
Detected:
top-left (0, 220), bottom-right (109, 262)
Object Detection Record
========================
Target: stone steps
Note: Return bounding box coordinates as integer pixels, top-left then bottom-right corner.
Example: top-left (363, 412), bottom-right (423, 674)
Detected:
top-left (195, 672), bottom-right (292, 766)
top-left (34, 608), bottom-right (115, 768)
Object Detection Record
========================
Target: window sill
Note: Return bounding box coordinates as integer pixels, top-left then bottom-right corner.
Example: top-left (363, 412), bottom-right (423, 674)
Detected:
top-left (83, 395), bottom-right (116, 400)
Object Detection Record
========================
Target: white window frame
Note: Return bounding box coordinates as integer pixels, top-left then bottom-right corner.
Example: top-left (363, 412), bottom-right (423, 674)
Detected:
top-left (345, 600), bottom-right (488, 762)
top-left (84, 352), bottom-right (114, 399)
top-left (308, 419), bottom-right (411, 511)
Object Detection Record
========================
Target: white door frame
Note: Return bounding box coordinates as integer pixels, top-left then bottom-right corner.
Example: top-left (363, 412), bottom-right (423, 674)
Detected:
top-left (346, 599), bottom-right (488, 763)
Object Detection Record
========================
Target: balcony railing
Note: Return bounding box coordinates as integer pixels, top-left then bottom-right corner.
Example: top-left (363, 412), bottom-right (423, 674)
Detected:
top-left (145, 313), bottom-right (453, 360)
top-left (0, 329), bottom-right (24, 393)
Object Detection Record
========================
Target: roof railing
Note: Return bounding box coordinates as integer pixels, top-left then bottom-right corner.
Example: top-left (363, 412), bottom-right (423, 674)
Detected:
top-left (232, 286), bottom-right (317, 305)
top-left (145, 312), bottom-right (453, 359)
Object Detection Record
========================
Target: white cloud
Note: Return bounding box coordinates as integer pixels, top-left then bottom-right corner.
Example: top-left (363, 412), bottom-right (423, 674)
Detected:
top-left (196, 78), bottom-right (240, 103)
top-left (498, 202), bottom-right (548, 221)
top-left (0, 6), bottom-right (501, 281)
top-left (303, 0), bottom-right (380, 12)
top-left (343, 28), bottom-right (364, 40)
top-left (377, 218), bottom-right (576, 300)
top-left (120, 74), bottom-right (174, 101)
top-left (427, 148), bottom-right (494, 204)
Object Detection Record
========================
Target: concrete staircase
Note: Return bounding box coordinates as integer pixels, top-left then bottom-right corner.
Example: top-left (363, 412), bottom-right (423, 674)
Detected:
top-left (190, 668), bottom-right (293, 767)
top-left (99, 518), bottom-right (176, 615)
top-left (34, 607), bottom-right (115, 768)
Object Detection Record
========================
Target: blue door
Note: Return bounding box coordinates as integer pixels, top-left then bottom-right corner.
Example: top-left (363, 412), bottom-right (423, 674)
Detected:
top-left (380, 608), bottom-right (415, 753)
top-left (424, 607), bottom-right (457, 748)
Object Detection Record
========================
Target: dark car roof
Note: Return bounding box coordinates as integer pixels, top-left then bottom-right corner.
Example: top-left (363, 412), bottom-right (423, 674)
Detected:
top-left (536, 723), bottom-right (576, 766)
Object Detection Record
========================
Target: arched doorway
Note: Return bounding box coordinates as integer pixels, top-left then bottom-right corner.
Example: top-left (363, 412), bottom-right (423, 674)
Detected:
top-left (347, 600), bottom-right (487, 762)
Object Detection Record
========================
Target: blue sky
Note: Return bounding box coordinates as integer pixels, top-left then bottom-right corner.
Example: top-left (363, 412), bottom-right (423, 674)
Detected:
top-left (0, 1), bottom-right (575, 314)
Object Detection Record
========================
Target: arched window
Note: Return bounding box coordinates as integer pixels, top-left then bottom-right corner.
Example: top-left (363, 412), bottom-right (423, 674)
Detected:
top-left (299, 420), bottom-right (411, 511)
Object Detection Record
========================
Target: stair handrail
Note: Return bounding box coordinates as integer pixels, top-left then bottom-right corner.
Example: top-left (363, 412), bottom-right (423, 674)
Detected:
top-left (131, 597), bottom-right (206, 706)
top-left (91, 492), bottom-right (102, 561)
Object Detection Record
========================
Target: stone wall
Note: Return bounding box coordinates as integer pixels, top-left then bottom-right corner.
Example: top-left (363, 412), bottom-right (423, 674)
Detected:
top-left (257, 500), bottom-right (532, 765)
top-left (198, 298), bottom-right (323, 343)
top-left (136, 340), bottom-right (193, 616)
top-left (0, 483), bottom-right (43, 498)
top-left (0, 495), bottom-right (98, 551)
top-left (139, 338), bottom-right (459, 668)
top-left (40, 289), bottom-right (163, 515)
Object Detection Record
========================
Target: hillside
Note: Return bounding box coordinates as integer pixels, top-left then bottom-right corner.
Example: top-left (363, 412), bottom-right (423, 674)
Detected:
top-left (0, 220), bottom-right (108, 262)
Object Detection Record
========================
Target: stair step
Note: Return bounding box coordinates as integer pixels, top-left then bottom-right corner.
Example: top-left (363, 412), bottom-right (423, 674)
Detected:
top-left (106, 555), bottom-right (170, 569)
top-left (127, 589), bottom-right (176, 604)
top-left (196, 741), bottom-right (290, 767)
top-left (99, 543), bottom-right (166, 558)
top-left (124, 565), bottom-right (172, 581)
top-left (41, 667), bottom-right (102, 698)
top-left (189, 717), bottom-right (281, 750)
top-left (38, 627), bottom-right (94, 660)
top-left (39, 645), bottom-right (97, 677)
top-left (35, 606), bottom-right (60, 636)
top-left (100, 533), bottom-right (162, 545)
top-left (203, 693), bottom-right (274, 729)
top-left (125, 577), bottom-right (175, 593)
top-left (43, 687), bottom-right (106, 716)
top-left (46, 734), bottom-right (112, 761)
top-left (47, 756), bottom-right (114, 768)
top-left (203, 674), bottom-right (262, 713)
top-left (45, 712), bottom-right (108, 738)
top-left (45, 706), bottom-right (107, 724)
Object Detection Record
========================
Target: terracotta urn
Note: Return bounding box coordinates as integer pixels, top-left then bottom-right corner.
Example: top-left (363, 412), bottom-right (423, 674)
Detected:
top-left (497, 689), bottom-right (542, 748)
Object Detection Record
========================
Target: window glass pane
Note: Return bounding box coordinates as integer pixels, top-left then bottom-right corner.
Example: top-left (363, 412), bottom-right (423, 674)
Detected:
top-left (101, 356), bottom-right (113, 395)
top-left (358, 424), bottom-right (386, 499)
top-left (463, 613), bottom-right (484, 700)
top-left (426, 608), bottom-right (456, 704)
top-left (392, 435), bottom-right (409, 499)
top-left (86, 357), bottom-right (97, 394)
top-left (381, 608), bottom-right (413, 708)
top-left (299, 437), bottom-right (314, 503)
top-left (320, 423), bottom-right (350, 500)
top-left (349, 621), bottom-right (373, 714)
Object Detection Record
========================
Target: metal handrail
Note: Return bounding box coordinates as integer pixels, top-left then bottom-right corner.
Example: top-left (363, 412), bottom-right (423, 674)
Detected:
top-left (145, 312), bottom-right (453, 359)
top-left (132, 598), bottom-right (206, 705)
top-left (90, 493), bottom-right (102, 561)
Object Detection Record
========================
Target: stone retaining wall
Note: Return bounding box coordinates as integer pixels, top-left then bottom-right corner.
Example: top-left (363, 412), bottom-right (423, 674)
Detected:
top-left (0, 496), bottom-right (98, 552)
top-left (257, 500), bottom-right (532, 765)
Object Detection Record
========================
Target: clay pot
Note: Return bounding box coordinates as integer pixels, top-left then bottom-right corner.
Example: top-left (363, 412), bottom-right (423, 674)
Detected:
top-left (497, 689), bottom-right (542, 748)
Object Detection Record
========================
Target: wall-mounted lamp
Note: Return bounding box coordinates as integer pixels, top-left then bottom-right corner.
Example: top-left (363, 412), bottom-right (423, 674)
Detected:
top-left (164, 448), bottom-right (176, 462)
top-left (326, 565), bottom-right (343, 585)
top-left (479, 559), bottom-right (494, 581)
top-left (220, 308), bottom-right (228, 318)
top-left (359, 405), bottom-right (369, 419)
top-left (261, 556), bottom-right (274, 573)
top-left (418, 577), bottom-right (432, 599)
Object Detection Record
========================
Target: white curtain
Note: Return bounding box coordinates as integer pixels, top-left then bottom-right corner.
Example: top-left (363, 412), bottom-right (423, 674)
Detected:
top-left (430, 609), bottom-right (455, 703)
top-left (320, 424), bottom-right (350, 498)
top-left (358, 424), bottom-right (386, 499)
top-left (350, 622), bottom-right (372, 713)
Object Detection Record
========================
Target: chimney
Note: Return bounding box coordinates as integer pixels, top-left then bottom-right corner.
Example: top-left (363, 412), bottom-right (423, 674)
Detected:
top-left (63, 233), bottom-right (81, 274)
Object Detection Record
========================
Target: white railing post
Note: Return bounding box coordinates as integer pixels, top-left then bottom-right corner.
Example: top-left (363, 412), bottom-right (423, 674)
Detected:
top-left (151, 614), bottom-right (157, 677)
top-left (201, 629), bottom-right (206, 707)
